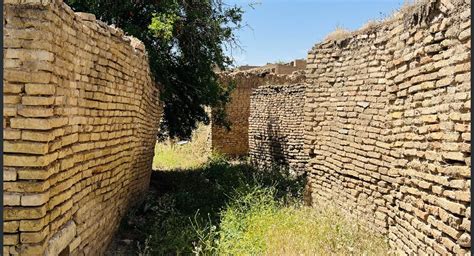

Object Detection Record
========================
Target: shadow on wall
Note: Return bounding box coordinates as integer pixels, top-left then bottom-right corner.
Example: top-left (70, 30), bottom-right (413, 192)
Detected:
top-left (252, 107), bottom-right (289, 170)
top-left (267, 116), bottom-right (289, 167)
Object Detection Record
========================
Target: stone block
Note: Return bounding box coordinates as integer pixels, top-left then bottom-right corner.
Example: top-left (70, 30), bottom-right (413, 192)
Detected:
top-left (4, 205), bottom-right (47, 221)
top-left (22, 96), bottom-right (55, 106)
top-left (21, 192), bottom-right (49, 206)
top-left (18, 107), bottom-right (54, 117)
top-left (4, 194), bottom-right (21, 206)
top-left (25, 84), bottom-right (56, 95)
top-left (4, 141), bottom-right (49, 155)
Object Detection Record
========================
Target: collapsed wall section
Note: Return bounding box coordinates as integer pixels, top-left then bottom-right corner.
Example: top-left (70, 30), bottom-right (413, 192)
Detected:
top-left (3, 1), bottom-right (162, 255)
top-left (305, 0), bottom-right (471, 254)
top-left (249, 84), bottom-right (308, 173)
top-left (211, 71), bottom-right (304, 156)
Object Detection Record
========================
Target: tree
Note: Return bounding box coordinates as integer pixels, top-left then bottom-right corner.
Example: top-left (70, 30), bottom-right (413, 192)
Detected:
top-left (66, 0), bottom-right (243, 139)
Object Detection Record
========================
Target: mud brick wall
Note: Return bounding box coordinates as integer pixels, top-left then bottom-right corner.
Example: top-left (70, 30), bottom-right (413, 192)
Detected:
top-left (211, 71), bottom-right (304, 156)
top-left (305, 28), bottom-right (395, 238)
top-left (305, 0), bottom-right (471, 254)
top-left (3, 1), bottom-right (162, 255)
top-left (249, 84), bottom-right (308, 174)
top-left (386, 1), bottom-right (471, 253)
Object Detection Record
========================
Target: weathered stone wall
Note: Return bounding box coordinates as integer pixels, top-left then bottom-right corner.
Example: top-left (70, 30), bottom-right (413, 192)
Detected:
top-left (3, 1), bottom-right (162, 255)
top-left (211, 71), bottom-right (304, 156)
top-left (249, 84), bottom-right (308, 174)
top-left (305, 0), bottom-right (471, 254)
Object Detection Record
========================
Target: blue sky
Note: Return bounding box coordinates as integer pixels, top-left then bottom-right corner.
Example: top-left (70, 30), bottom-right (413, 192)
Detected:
top-left (225, 0), bottom-right (406, 66)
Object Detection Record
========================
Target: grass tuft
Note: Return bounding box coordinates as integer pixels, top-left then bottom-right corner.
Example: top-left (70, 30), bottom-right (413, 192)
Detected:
top-left (325, 26), bottom-right (351, 42)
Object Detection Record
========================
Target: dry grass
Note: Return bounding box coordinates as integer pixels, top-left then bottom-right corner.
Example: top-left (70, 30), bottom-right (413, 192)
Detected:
top-left (152, 123), bottom-right (210, 170)
top-left (324, 0), bottom-right (434, 44)
top-left (325, 26), bottom-right (351, 42)
top-left (360, 19), bottom-right (381, 32)
top-left (261, 206), bottom-right (389, 255)
top-left (389, 0), bottom-right (431, 20)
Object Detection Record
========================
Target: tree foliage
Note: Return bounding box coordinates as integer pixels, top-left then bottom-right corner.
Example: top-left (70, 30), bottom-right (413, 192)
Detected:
top-left (66, 0), bottom-right (243, 139)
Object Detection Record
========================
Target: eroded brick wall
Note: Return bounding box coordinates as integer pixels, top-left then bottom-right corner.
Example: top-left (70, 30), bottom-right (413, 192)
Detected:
top-left (386, 1), bottom-right (471, 253)
top-left (3, 1), bottom-right (162, 255)
top-left (305, 20), bottom-right (395, 237)
top-left (305, 0), bottom-right (471, 254)
top-left (249, 84), bottom-right (308, 174)
top-left (211, 71), bottom-right (304, 156)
